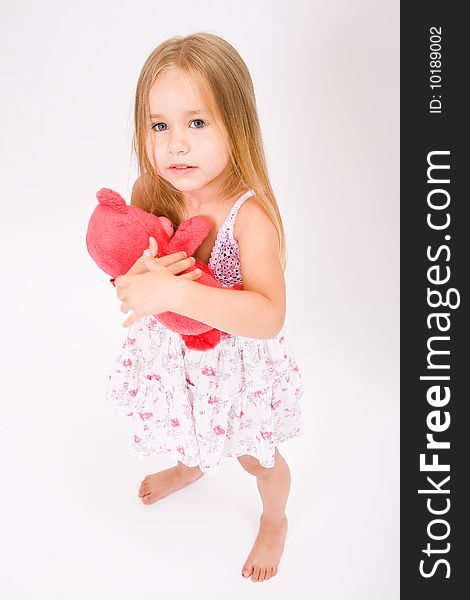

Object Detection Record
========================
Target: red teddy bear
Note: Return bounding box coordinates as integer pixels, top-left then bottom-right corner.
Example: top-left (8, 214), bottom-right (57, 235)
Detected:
top-left (86, 188), bottom-right (241, 350)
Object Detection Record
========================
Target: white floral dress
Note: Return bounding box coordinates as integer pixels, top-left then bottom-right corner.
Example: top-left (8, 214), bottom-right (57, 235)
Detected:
top-left (106, 190), bottom-right (304, 474)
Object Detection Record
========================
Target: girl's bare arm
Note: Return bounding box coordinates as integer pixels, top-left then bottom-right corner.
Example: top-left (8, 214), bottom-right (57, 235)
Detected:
top-left (167, 201), bottom-right (286, 339)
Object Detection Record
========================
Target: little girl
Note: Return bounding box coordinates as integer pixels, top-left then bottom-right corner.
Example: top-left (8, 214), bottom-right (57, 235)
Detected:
top-left (106, 32), bottom-right (304, 583)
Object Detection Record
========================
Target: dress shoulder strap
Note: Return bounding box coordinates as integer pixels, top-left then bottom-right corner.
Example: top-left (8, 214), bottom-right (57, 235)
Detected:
top-left (224, 189), bottom-right (255, 235)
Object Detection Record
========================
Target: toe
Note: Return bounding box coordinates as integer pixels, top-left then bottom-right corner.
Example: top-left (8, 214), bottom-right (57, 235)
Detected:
top-left (272, 566), bottom-right (278, 577)
top-left (258, 568), bottom-right (266, 582)
top-left (252, 566), bottom-right (261, 582)
top-left (242, 561), bottom-right (253, 578)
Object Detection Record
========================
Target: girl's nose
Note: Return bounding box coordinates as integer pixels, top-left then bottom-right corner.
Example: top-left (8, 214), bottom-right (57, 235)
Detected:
top-left (168, 131), bottom-right (190, 154)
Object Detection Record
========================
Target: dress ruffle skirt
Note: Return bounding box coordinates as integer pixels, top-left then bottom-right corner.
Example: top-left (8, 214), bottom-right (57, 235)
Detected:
top-left (106, 315), bottom-right (304, 475)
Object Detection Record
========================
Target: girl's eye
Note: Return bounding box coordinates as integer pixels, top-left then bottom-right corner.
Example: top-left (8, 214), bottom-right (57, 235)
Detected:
top-left (152, 122), bottom-right (166, 132)
top-left (151, 119), bottom-right (206, 132)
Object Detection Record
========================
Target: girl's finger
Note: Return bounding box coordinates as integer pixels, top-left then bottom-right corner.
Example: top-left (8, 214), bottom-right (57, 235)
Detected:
top-left (167, 257), bottom-right (197, 275)
top-left (180, 268), bottom-right (202, 280)
top-left (148, 236), bottom-right (158, 256)
top-left (123, 315), bottom-right (136, 327)
top-left (123, 308), bottom-right (140, 327)
top-left (120, 298), bottom-right (132, 313)
top-left (157, 251), bottom-right (188, 267)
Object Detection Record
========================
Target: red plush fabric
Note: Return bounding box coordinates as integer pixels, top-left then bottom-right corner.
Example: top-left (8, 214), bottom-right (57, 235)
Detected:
top-left (86, 187), bottom-right (234, 350)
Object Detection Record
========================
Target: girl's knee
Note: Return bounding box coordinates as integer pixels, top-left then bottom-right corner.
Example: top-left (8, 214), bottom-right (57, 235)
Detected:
top-left (237, 453), bottom-right (276, 477)
top-left (237, 454), bottom-right (263, 475)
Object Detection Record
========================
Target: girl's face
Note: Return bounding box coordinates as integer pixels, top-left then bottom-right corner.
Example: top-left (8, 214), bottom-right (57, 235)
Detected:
top-left (147, 68), bottom-right (230, 197)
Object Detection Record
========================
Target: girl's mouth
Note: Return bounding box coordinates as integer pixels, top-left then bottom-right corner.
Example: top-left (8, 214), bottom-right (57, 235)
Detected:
top-left (170, 166), bottom-right (196, 174)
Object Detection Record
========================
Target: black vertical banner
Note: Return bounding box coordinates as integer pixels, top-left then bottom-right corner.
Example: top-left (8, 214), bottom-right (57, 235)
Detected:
top-left (401, 3), bottom-right (469, 598)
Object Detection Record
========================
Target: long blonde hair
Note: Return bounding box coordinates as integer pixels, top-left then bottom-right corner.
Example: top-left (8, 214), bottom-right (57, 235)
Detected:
top-left (131, 31), bottom-right (287, 269)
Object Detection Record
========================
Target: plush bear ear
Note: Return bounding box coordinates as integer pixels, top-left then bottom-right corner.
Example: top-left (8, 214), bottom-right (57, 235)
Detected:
top-left (96, 188), bottom-right (129, 213)
top-left (166, 216), bottom-right (212, 256)
top-left (95, 188), bottom-right (174, 255)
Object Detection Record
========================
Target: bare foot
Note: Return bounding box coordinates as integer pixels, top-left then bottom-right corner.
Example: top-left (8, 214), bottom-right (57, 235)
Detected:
top-left (241, 514), bottom-right (288, 582)
top-left (138, 464), bottom-right (204, 505)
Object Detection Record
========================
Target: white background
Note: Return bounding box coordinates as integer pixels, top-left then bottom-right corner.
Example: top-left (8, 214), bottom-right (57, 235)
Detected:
top-left (0, 1), bottom-right (399, 598)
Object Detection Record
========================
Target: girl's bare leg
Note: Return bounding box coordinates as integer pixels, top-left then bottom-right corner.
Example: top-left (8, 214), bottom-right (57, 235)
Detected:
top-left (238, 447), bottom-right (290, 582)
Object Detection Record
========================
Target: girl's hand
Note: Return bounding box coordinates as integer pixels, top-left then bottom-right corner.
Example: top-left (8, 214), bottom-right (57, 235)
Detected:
top-left (125, 236), bottom-right (202, 277)
top-left (114, 238), bottom-right (202, 327)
